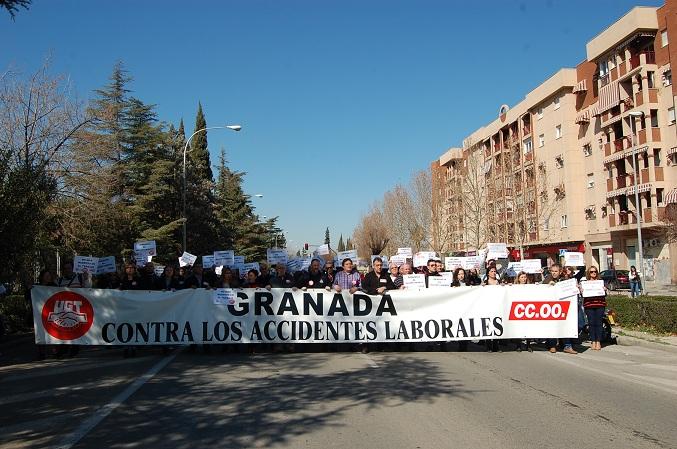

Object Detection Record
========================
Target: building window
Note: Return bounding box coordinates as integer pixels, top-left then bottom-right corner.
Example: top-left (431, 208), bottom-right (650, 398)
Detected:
top-left (583, 144), bottom-right (592, 157)
top-left (599, 60), bottom-right (608, 76)
top-left (554, 96), bottom-right (561, 110)
top-left (587, 173), bottom-right (594, 188)
top-left (650, 109), bottom-right (659, 128)
top-left (642, 151), bottom-right (649, 169)
top-left (663, 70), bottom-right (672, 86)
top-left (561, 215), bottom-right (568, 228)
top-left (555, 125), bottom-right (562, 139)
top-left (555, 155), bottom-right (564, 168)
top-left (647, 71), bottom-right (655, 88)
top-left (657, 188), bottom-right (664, 205)
top-left (669, 107), bottom-right (676, 124)
top-left (608, 55), bottom-right (616, 70)
top-left (537, 107), bottom-right (543, 119)
top-left (654, 148), bottom-right (661, 166)
top-left (607, 164), bottom-right (613, 179)
top-left (661, 29), bottom-right (668, 47)
top-left (543, 218), bottom-right (549, 231)
top-left (523, 138), bottom-right (533, 154)
top-left (538, 134), bottom-right (545, 147)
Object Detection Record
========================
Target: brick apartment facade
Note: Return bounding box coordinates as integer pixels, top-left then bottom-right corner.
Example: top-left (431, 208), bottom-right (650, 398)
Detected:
top-left (432, 1), bottom-right (677, 284)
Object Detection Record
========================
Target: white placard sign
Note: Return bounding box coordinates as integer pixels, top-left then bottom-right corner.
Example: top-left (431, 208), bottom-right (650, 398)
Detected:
top-left (267, 249), bottom-right (288, 265)
top-left (234, 256), bottom-right (245, 265)
top-left (317, 244), bottom-right (330, 255)
top-left (428, 276), bottom-right (452, 288)
top-left (390, 255), bottom-right (408, 266)
top-left (555, 278), bottom-right (580, 299)
top-left (337, 250), bottom-right (358, 262)
top-left (397, 247), bottom-right (413, 257)
top-left (564, 252), bottom-right (585, 267)
top-left (461, 256), bottom-right (482, 270)
top-left (213, 250), bottom-right (235, 267)
top-left (242, 262), bottom-right (261, 276)
top-left (134, 240), bottom-right (157, 256)
top-left (521, 259), bottom-right (543, 274)
top-left (506, 262), bottom-right (523, 277)
top-left (445, 257), bottom-right (464, 271)
top-left (580, 280), bottom-right (605, 297)
top-left (73, 256), bottom-right (98, 274)
top-left (403, 274), bottom-right (426, 289)
top-left (96, 256), bottom-right (117, 275)
top-left (154, 265), bottom-right (166, 276)
top-left (179, 252), bottom-right (198, 267)
top-left (413, 252), bottom-right (436, 268)
top-left (213, 288), bottom-right (236, 305)
top-left (202, 255), bottom-right (215, 269)
top-left (486, 243), bottom-right (508, 260)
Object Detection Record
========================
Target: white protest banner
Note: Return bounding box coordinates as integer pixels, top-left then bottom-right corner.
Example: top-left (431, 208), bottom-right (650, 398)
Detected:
top-left (95, 256), bottom-right (117, 275)
top-left (267, 249), bottom-right (288, 265)
top-left (134, 240), bottom-right (157, 256)
top-left (564, 252), bottom-right (585, 267)
top-left (73, 256), bottom-right (98, 274)
top-left (154, 265), bottom-right (166, 276)
top-left (521, 259), bottom-right (543, 274)
top-left (214, 250), bottom-right (235, 267)
top-left (213, 288), bottom-right (236, 305)
top-left (445, 257), bottom-right (464, 271)
top-left (316, 244), bottom-right (330, 256)
top-left (179, 252), bottom-right (197, 267)
top-left (428, 276), bottom-right (451, 288)
top-left (390, 255), bottom-right (408, 266)
top-left (486, 243), bottom-right (508, 260)
top-left (403, 274), bottom-right (426, 289)
top-left (31, 284), bottom-right (577, 345)
top-left (337, 250), bottom-right (358, 262)
top-left (202, 255), bottom-right (215, 269)
top-left (555, 278), bottom-right (580, 299)
top-left (397, 247), bottom-right (413, 257)
top-left (580, 280), bottom-right (605, 297)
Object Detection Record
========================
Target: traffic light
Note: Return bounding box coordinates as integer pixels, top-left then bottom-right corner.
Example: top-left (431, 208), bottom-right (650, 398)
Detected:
top-left (304, 243), bottom-right (309, 250)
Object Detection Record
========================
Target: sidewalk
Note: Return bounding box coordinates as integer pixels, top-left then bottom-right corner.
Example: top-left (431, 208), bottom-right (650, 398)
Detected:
top-left (614, 326), bottom-right (677, 354)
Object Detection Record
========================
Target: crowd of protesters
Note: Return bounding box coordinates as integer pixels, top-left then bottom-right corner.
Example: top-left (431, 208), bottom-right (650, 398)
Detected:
top-left (32, 252), bottom-right (610, 358)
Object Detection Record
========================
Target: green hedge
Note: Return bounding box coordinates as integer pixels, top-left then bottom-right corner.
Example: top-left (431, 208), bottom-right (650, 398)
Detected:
top-left (607, 295), bottom-right (677, 334)
top-left (0, 295), bottom-right (34, 334)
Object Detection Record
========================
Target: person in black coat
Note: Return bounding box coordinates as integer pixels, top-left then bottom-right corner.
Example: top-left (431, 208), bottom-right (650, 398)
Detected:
top-left (296, 258), bottom-right (331, 290)
top-left (155, 266), bottom-right (180, 291)
top-left (362, 257), bottom-right (396, 295)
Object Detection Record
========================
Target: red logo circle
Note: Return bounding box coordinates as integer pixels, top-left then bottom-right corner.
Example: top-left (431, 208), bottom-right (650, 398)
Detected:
top-left (41, 291), bottom-right (94, 340)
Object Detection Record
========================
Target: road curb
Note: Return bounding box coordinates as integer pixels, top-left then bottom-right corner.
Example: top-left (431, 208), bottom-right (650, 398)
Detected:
top-left (615, 333), bottom-right (677, 355)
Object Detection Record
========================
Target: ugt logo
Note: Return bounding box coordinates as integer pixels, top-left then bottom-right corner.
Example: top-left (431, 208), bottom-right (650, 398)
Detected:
top-left (41, 291), bottom-right (94, 340)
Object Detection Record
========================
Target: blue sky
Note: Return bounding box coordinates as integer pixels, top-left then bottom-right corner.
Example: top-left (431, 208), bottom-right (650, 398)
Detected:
top-left (1, 0), bottom-right (662, 253)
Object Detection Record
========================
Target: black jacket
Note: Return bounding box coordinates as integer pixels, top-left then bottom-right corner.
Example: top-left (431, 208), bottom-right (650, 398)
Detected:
top-left (296, 270), bottom-right (330, 289)
top-left (362, 270), bottom-right (397, 295)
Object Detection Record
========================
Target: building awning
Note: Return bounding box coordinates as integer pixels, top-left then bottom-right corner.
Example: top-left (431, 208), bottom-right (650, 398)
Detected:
top-left (572, 79), bottom-right (587, 93)
top-left (604, 151), bottom-right (627, 164)
top-left (606, 188), bottom-right (627, 199)
top-left (665, 188), bottom-right (677, 205)
top-left (597, 80), bottom-right (620, 114)
top-left (668, 146), bottom-right (677, 156)
top-left (615, 32), bottom-right (656, 52)
top-left (590, 102), bottom-right (601, 117)
top-left (575, 110), bottom-right (591, 124)
top-left (626, 183), bottom-right (652, 195)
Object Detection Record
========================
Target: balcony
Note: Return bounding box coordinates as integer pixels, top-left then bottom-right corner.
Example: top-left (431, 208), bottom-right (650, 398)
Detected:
top-left (522, 126), bottom-right (531, 136)
top-left (619, 61), bottom-right (627, 76)
top-left (648, 88), bottom-right (658, 104)
top-left (655, 166), bottom-right (664, 181)
top-left (613, 137), bottom-right (628, 152)
top-left (635, 91), bottom-right (644, 107)
top-left (607, 178), bottom-right (614, 192)
top-left (638, 128), bottom-right (647, 144)
top-left (629, 54), bottom-right (641, 70)
top-left (651, 127), bottom-right (661, 142)
top-left (604, 142), bottom-right (611, 157)
top-left (616, 176), bottom-right (627, 189)
top-left (641, 168), bottom-right (650, 183)
top-left (599, 73), bottom-right (610, 87)
top-left (643, 208), bottom-right (653, 223)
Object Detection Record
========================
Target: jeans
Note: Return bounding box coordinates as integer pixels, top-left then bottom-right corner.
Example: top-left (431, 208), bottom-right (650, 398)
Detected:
top-left (585, 307), bottom-right (606, 342)
top-left (546, 338), bottom-right (572, 349)
top-left (630, 279), bottom-right (641, 297)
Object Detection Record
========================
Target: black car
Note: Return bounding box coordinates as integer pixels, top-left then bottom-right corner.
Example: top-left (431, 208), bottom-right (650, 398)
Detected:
top-left (599, 269), bottom-right (630, 290)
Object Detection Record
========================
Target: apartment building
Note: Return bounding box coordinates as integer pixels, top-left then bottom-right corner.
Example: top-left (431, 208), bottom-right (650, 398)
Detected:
top-left (433, 1), bottom-right (677, 283)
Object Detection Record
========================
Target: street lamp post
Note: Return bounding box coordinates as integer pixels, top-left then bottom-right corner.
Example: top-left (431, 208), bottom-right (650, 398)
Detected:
top-left (183, 124), bottom-right (241, 252)
top-left (629, 111), bottom-right (645, 293)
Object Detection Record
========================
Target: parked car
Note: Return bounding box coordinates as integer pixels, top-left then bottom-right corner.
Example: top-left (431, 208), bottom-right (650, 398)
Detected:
top-left (599, 269), bottom-right (630, 290)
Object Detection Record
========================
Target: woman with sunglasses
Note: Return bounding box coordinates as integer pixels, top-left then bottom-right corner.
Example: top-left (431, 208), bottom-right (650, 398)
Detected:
top-left (583, 267), bottom-right (607, 350)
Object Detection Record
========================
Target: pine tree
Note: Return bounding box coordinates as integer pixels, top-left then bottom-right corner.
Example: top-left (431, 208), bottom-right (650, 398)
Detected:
top-left (190, 102), bottom-right (212, 181)
top-left (324, 227), bottom-right (330, 245)
top-left (337, 234), bottom-right (345, 252)
top-left (346, 237), bottom-right (353, 250)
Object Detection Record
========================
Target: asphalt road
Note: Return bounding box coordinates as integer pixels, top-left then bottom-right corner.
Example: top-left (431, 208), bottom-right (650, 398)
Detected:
top-left (1, 342), bottom-right (676, 449)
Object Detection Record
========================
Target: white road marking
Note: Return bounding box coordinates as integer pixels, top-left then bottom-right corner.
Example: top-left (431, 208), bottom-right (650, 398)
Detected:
top-left (54, 349), bottom-right (182, 449)
top-left (359, 353), bottom-right (379, 368)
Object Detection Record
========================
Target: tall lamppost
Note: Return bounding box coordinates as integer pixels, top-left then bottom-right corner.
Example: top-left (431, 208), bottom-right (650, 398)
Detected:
top-left (183, 124), bottom-right (242, 252)
top-left (629, 111), bottom-right (645, 292)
